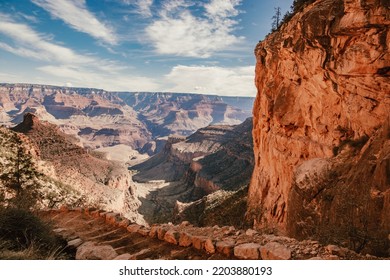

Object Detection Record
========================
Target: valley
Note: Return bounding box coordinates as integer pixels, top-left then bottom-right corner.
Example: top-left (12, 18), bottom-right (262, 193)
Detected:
top-left (0, 0), bottom-right (389, 260)
top-left (0, 88), bottom-right (255, 228)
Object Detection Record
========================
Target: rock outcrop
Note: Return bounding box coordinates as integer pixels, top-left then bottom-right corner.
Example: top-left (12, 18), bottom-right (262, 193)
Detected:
top-left (10, 113), bottom-right (141, 221)
top-left (248, 0), bottom-right (389, 256)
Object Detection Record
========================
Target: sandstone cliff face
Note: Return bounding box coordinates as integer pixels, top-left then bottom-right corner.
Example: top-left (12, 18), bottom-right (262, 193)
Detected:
top-left (249, 0), bottom-right (389, 255)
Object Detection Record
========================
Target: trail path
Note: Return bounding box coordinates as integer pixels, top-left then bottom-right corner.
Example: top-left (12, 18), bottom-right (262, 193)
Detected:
top-left (39, 208), bottom-right (384, 260)
top-left (39, 209), bottom-right (230, 260)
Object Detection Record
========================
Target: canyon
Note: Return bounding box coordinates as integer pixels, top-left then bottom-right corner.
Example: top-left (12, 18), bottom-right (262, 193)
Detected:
top-left (0, 84), bottom-right (253, 157)
top-left (1, 0), bottom-right (389, 260)
top-left (0, 112), bottom-right (254, 228)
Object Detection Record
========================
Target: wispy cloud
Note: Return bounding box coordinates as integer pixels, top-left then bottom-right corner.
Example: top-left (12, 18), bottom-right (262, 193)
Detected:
top-left (31, 0), bottom-right (118, 45)
top-left (164, 65), bottom-right (255, 96)
top-left (0, 13), bottom-right (159, 92)
top-left (37, 65), bottom-right (160, 91)
top-left (120, 0), bottom-right (153, 17)
top-left (145, 0), bottom-right (244, 58)
top-left (0, 15), bottom-right (92, 64)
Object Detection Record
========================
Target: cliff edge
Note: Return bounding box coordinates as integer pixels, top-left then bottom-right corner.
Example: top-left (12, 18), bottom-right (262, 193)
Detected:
top-left (248, 0), bottom-right (389, 256)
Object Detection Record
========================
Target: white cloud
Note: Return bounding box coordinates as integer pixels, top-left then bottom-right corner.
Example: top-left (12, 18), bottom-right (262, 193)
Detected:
top-left (164, 65), bottom-right (256, 96)
top-left (204, 0), bottom-right (241, 18)
top-left (145, 0), bottom-right (244, 58)
top-left (31, 0), bottom-right (117, 45)
top-left (37, 65), bottom-right (160, 91)
top-left (121, 0), bottom-right (153, 17)
top-left (0, 14), bottom-right (160, 92)
top-left (137, 0), bottom-right (153, 17)
top-left (0, 16), bottom-right (93, 64)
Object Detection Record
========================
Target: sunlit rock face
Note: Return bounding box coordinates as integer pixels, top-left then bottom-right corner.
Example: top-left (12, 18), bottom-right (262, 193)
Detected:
top-left (248, 0), bottom-right (389, 255)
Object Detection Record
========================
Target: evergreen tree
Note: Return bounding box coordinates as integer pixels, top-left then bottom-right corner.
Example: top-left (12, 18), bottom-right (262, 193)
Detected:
top-left (0, 131), bottom-right (40, 209)
top-left (271, 7), bottom-right (282, 31)
top-left (292, 0), bottom-right (316, 13)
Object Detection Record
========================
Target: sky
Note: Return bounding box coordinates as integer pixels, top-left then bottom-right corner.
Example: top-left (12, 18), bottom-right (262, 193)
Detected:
top-left (0, 0), bottom-right (293, 97)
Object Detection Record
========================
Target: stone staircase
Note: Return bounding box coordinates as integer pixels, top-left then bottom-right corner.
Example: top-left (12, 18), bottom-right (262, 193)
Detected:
top-left (39, 208), bottom-right (384, 260)
top-left (39, 208), bottom-right (234, 260)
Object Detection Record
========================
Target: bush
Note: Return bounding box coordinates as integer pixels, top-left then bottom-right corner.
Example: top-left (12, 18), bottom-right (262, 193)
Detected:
top-left (0, 208), bottom-right (57, 251)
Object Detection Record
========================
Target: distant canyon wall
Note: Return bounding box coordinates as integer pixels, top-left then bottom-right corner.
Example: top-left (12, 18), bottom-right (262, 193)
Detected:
top-left (0, 84), bottom-right (254, 153)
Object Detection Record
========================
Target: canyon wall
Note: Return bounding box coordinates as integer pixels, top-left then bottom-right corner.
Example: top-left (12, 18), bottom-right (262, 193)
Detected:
top-left (0, 85), bottom-right (253, 159)
top-left (248, 0), bottom-right (389, 255)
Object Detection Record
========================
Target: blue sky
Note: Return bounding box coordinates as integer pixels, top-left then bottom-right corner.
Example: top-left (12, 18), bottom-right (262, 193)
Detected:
top-left (0, 0), bottom-right (292, 96)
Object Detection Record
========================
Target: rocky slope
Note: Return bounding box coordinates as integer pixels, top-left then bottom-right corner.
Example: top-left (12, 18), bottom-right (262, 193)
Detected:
top-left (8, 113), bottom-right (141, 221)
top-left (0, 84), bottom-right (254, 158)
top-left (0, 125), bottom-right (82, 209)
top-left (248, 0), bottom-right (389, 256)
top-left (131, 118), bottom-right (254, 224)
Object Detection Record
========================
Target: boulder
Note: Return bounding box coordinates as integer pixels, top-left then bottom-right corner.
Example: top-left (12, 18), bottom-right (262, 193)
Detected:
top-left (179, 232), bottom-right (193, 247)
top-left (234, 243), bottom-right (261, 260)
top-left (260, 242), bottom-right (292, 260)
top-left (157, 227), bottom-right (167, 241)
top-left (216, 240), bottom-right (235, 257)
top-left (192, 236), bottom-right (209, 250)
top-left (76, 242), bottom-right (118, 260)
top-left (325, 245), bottom-right (347, 257)
top-left (149, 225), bottom-right (159, 238)
top-left (204, 239), bottom-right (216, 254)
top-left (164, 230), bottom-right (180, 245)
top-left (127, 224), bottom-right (142, 233)
top-left (137, 228), bottom-right (150, 237)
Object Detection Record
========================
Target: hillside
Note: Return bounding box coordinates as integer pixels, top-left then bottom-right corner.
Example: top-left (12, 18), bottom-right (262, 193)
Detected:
top-left (0, 124), bottom-right (82, 209)
top-left (1, 113), bottom-right (142, 221)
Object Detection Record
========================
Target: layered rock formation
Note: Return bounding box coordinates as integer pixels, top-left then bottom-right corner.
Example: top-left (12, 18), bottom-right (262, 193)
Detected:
top-left (131, 118), bottom-right (254, 224)
top-left (0, 84), bottom-right (254, 159)
top-left (118, 92), bottom-right (252, 137)
top-left (248, 0), bottom-right (389, 256)
top-left (9, 113), bottom-right (141, 220)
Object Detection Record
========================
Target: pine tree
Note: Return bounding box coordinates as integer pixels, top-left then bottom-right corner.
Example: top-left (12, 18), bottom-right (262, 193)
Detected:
top-left (0, 132), bottom-right (41, 209)
top-left (271, 7), bottom-right (282, 31)
top-left (292, 0), bottom-right (316, 13)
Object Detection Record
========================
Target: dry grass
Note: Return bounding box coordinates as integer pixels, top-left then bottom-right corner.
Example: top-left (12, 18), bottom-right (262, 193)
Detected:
top-left (0, 208), bottom-right (72, 260)
top-left (0, 238), bottom-right (69, 260)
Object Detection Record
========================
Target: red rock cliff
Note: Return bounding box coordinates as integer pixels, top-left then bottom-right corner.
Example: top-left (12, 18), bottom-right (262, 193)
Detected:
top-left (248, 0), bottom-right (389, 248)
